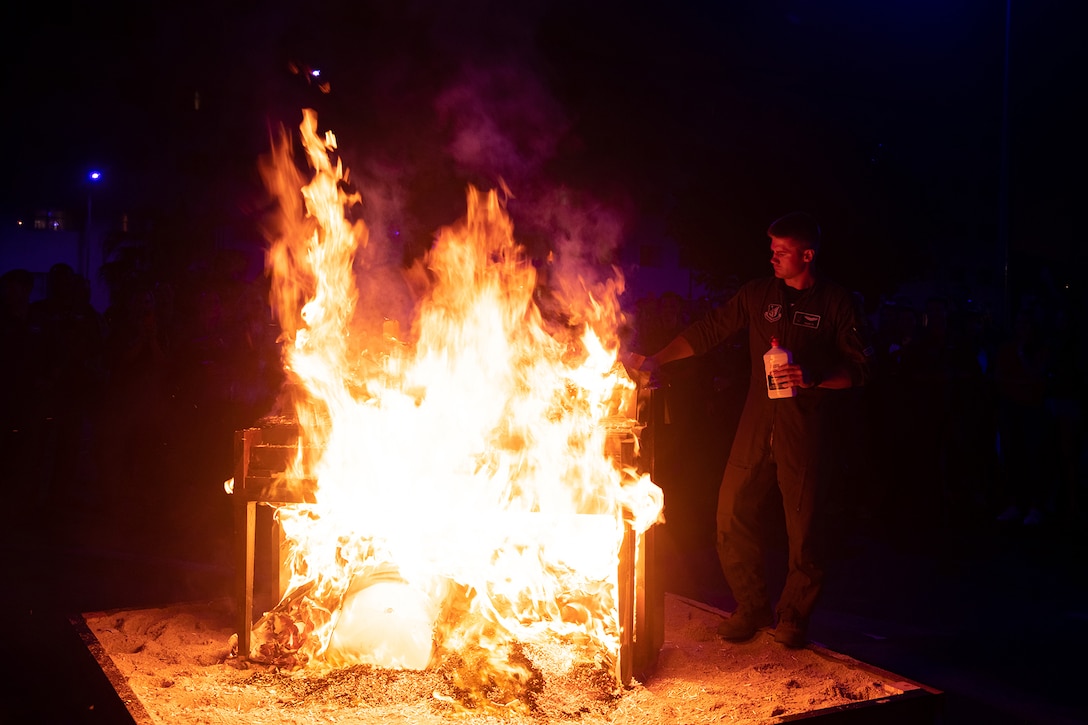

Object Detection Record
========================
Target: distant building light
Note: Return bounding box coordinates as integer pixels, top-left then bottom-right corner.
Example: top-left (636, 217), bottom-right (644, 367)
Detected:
top-left (33, 210), bottom-right (67, 231)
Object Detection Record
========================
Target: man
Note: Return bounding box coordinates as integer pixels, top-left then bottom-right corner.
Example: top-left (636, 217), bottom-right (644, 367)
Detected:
top-left (627, 212), bottom-right (871, 647)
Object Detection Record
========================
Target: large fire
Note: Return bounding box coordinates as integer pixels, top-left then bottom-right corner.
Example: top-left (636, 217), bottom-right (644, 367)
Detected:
top-left (248, 110), bottom-right (662, 709)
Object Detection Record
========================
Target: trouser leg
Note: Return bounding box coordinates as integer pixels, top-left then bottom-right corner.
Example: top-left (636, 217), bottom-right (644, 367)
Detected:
top-left (716, 456), bottom-right (775, 613)
top-left (775, 459), bottom-right (827, 622)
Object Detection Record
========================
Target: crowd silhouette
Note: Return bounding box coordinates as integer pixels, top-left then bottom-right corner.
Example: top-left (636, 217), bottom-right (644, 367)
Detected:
top-left (1, 257), bottom-right (282, 548)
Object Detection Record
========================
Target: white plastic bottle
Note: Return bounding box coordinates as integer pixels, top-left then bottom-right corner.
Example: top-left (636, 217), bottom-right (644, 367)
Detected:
top-left (764, 337), bottom-right (796, 399)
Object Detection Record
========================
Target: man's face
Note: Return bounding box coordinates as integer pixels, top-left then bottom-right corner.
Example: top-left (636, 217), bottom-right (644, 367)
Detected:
top-left (769, 236), bottom-right (812, 280)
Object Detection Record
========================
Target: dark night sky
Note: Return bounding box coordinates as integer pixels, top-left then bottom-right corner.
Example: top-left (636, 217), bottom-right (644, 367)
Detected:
top-left (1, 0), bottom-right (1080, 305)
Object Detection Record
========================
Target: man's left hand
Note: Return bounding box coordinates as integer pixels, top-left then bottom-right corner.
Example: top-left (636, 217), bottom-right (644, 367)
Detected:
top-left (772, 363), bottom-right (818, 390)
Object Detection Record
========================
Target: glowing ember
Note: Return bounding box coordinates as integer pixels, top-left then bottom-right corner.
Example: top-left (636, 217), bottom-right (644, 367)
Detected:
top-left (252, 110), bottom-right (662, 710)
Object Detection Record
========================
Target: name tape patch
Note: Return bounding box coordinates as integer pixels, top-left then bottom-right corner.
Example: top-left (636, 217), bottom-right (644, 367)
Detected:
top-left (792, 311), bottom-right (821, 329)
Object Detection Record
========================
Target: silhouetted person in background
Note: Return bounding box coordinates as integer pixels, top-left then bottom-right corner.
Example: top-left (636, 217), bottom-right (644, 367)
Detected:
top-left (1, 269), bottom-right (48, 493)
top-left (27, 263), bottom-right (104, 505)
top-left (627, 212), bottom-right (872, 648)
top-left (1045, 297), bottom-right (1084, 522)
top-left (898, 296), bottom-right (988, 527)
top-left (97, 285), bottom-right (170, 506)
top-left (993, 304), bottom-right (1053, 526)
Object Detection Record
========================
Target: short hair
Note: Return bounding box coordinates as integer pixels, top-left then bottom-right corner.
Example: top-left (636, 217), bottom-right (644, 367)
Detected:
top-left (2, 268), bottom-right (34, 290)
top-left (767, 212), bottom-right (821, 253)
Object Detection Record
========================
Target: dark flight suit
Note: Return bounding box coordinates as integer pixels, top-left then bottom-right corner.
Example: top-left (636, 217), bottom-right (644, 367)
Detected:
top-left (680, 275), bottom-right (872, 623)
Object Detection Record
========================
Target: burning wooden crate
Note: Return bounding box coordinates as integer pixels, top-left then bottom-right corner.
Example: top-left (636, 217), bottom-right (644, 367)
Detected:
top-left (231, 416), bottom-right (664, 689)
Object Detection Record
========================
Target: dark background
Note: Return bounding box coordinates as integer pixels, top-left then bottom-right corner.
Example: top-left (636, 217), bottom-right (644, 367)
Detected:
top-left (2, 0), bottom-right (1080, 308)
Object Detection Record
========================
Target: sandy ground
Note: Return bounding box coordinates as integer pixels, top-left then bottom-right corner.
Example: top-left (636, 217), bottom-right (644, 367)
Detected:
top-left (78, 594), bottom-right (920, 724)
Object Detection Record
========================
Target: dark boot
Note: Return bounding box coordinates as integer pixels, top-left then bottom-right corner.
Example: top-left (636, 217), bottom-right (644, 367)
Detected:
top-left (716, 606), bottom-right (773, 641)
top-left (774, 608), bottom-right (809, 649)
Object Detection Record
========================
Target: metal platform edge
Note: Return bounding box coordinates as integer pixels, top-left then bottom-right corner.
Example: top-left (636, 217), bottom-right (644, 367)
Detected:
top-left (68, 611), bottom-right (156, 725)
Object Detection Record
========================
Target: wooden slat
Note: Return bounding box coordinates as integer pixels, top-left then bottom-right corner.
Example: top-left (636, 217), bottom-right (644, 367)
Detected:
top-left (236, 475), bottom-right (316, 504)
top-left (617, 523), bottom-right (635, 686)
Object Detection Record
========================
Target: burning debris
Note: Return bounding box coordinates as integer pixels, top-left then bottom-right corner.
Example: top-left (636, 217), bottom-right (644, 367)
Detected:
top-left (234, 110), bottom-right (663, 710)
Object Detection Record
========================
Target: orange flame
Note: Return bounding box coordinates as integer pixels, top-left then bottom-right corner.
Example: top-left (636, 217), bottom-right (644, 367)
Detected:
top-left (256, 109), bottom-right (662, 708)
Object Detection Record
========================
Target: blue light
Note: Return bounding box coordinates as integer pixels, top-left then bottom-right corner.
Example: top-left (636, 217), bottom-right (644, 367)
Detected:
top-left (311, 69), bottom-right (321, 77)
top-left (89, 171), bottom-right (102, 181)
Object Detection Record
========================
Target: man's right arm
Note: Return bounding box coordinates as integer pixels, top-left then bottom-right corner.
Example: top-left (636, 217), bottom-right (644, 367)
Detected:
top-left (624, 285), bottom-right (747, 375)
top-left (620, 334), bottom-right (695, 377)
top-left (645, 335), bottom-right (695, 371)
